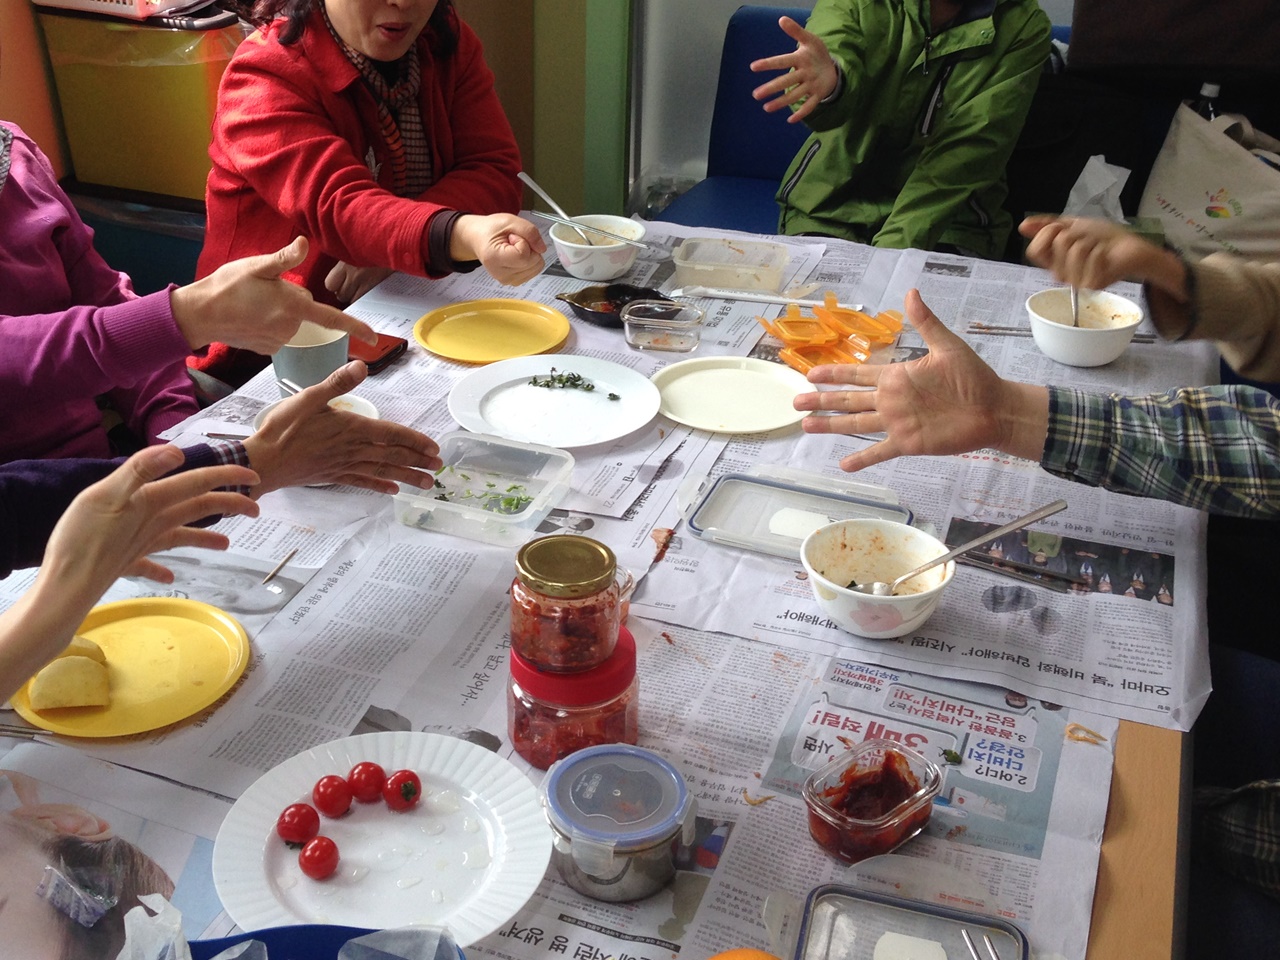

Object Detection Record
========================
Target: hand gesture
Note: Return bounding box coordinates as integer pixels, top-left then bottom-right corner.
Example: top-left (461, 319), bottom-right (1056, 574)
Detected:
top-left (452, 213), bottom-right (548, 286)
top-left (793, 290), bottom-right (1047, 471)
top-left (42, 444), bottom-right (260, 588)
top-left (325, 261), bottom-right (395, 305)
top-left (750, 16), bottom-right (839, 122)
top-left (1019, 216), bottom-right (1184, 294)
top-left (172, 236), bottom-right (378, 352)
top-left (246, 360), bottom-right (444, 493)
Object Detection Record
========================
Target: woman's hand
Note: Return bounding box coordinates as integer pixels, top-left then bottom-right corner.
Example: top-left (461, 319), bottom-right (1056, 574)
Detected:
top-left (750, 16), bottom-right (839, 122)
top-left (451, 213), bottom-right (548, 286)
top-left (325, 261), bottom-right (395, 305)
top-left (245, 360), bottom-right (443, 494)
top-left (793, 289), bottom-right (1050, 471)
top-left (1019, 216), bottom-right (1188, 298)
top-left (171, 236), bottom-right (378, 351)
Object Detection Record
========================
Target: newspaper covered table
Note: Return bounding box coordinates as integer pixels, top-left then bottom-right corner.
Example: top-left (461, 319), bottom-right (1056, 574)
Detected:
top-left (0, 219), bottom-right (1200, 960)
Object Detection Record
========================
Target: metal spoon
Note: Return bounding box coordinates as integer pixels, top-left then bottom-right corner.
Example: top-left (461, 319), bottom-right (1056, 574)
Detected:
top-left (851, 499), bottom-right (1069, 596)
top-left (517, 171), bottom-right (595, 245)
top-left (1069, 285), bottom-right (1080, 327)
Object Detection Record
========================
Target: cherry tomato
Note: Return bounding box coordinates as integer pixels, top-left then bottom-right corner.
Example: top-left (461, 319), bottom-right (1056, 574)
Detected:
top-left (348, 761), bottom-right (387, 803)
top-left (275, 802), bottom-right (320, 846)
top-left (383, 769), bottom-right (422, 811)
top-left (298, 835), bottom-right (339, 880)
top-left (312, 774), bottom-right (352, 818)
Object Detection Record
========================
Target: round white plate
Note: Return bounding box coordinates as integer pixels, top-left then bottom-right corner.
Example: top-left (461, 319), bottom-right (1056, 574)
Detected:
top-left (212, 731), bottom-right (551, 945)
top-left (448, 354), bottom-right (660, 448)
top-left (650, 356), bottom-right (810, 433)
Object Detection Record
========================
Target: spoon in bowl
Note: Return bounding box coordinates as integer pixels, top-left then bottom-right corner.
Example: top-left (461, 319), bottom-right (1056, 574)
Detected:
top-left (1070, 285), bottom-right (1080, 327)
top-left (517, 171), bottom-right (595, 245)
top-left (851, 499), bottom-right (1069, 596)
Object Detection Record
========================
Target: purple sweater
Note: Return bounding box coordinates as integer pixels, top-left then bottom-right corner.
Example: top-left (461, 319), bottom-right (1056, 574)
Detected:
top-left (0, 122), bottom-right (197, 461)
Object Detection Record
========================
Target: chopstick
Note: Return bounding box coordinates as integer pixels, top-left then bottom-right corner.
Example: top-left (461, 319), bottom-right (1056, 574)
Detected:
top-left (261, 548), bottom-right (298, 585)
top-left (670, 285), bottom-right (865, 312)
top-left (278, 378), bottom-right (304, 395)
top-left (204, 431), bottom-right (252, 441)
top-left (955, 555), bottom-right (1070, 592)
top-left (528, 210), bottom-right (649, 249)
top-left (960, 550), bottom-right (1087, 584)
top-left (966, 325), bottom-right (1156, 343)
top-left (961, 928), bottom-right (1003, 960)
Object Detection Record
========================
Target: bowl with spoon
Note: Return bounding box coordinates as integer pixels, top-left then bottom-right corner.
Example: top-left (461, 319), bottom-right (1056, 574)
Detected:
top-left (799, 501), bottom-right (1067, 639)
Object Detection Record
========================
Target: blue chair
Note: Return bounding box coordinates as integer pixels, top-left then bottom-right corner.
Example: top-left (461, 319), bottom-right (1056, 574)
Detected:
top-left (655, 5), bottom-right (811, 235)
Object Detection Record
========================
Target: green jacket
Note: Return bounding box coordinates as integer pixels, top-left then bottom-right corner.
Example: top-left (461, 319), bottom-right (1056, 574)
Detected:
top-left (777, 0), bottom-right (1050, 258)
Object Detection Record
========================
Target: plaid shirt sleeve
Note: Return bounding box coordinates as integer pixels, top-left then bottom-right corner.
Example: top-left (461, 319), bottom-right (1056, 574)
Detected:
top-left (1040, 385), bottom-right (1280, 518)
top-left (180, 441), bottom-right (253, 498)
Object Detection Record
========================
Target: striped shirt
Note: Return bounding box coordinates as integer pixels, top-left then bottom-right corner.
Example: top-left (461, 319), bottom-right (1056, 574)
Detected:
top-left (1042, 386), bottom-right (1280, 518)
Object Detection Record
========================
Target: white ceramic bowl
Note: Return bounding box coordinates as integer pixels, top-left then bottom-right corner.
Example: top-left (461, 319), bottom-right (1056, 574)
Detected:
top-left (550, 215), bottom-right (645, 281)
top-left (253, 394), bottom-right (379, 430)
top-left (1025, 288), bottom-right (1143, 367)
top-left (799, 518), bottom-right (954, 640)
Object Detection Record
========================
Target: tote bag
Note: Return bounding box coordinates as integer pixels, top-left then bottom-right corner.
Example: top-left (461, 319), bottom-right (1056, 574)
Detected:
top-left (1138, 103), bottom-right (1280, 262)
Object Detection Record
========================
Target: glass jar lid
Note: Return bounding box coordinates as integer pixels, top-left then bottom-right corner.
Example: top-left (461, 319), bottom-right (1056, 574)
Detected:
top-left (516, 535), bottom-right (617, 597)
top-left (541, 744), bottom-right (694, 852)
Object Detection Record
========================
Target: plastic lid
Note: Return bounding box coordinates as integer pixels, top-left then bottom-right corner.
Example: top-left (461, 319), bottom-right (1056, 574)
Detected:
top-left (510, 626), bottom-right (636, 705)
top-left (541, 743), bottom-right (694, 852)
top-left (516, 535), bottom-right (617, 597)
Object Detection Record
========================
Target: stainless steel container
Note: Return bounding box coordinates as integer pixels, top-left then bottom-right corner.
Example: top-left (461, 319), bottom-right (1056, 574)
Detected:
top-left (540, 744), bottom-right (695, 902)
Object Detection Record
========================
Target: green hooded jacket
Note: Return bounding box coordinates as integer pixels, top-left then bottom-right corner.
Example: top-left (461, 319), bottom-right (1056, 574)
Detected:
top-left (776, 0), bottom-right (1051, 258)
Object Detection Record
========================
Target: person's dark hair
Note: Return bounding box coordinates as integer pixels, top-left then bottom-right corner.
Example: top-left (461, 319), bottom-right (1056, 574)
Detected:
top-left (41, 831), bottom-right (175, 960)
top-left (226, 0), bottom-right (459, 56)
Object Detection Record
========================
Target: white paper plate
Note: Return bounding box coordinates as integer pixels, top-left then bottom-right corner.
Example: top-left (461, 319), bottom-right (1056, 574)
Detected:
top-left (650, 356), bottom-right (810, 433)
top-left (448, 354), bottom-right (660, 448)
top-left (212, 731), bottom-right (550, 945)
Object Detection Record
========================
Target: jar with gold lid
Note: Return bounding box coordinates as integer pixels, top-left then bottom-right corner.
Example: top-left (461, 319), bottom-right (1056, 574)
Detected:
top-left (511, 535), bottom-right (634, 672)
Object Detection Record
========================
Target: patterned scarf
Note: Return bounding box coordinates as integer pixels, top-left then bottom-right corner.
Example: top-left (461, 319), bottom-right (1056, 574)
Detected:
top-left (0, 125), bottom-right (13, 196)
top-left (323, 4), bottom-right (433, 196)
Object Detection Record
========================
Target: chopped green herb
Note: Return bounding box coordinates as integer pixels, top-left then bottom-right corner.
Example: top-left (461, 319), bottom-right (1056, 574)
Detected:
top-left (528, 367), bottom-right (604, 394)
top-left (608, 393), bottom-right (620, 401)
top-left (941, 749), bottom-right (962, 765)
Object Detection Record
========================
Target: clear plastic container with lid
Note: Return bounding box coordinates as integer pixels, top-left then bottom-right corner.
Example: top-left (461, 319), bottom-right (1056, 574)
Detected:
top-left (508, 626), bottom-right (639, 770)
top-left (540, 743), bottom-right (696, 902)
top-left (511, 535), bottom-right (634, 672)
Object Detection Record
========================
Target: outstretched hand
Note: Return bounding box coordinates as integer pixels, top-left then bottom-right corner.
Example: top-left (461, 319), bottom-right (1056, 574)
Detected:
top-left (172, 236), bottom-right (378, 352)
top-left (452, 213), bottom-right (548, 286)
top-left (246, 360), bottom-right (444, 494)
top-left (750, 16), bottom-right (839, 122)
top-left (43, 444), bottom-right (260, 588)
top-left (793, 289), bottom-right (1050, 472)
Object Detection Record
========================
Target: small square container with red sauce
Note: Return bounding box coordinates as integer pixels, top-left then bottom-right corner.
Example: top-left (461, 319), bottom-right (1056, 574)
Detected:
top-left (802, 739), bottom-right (941, 864)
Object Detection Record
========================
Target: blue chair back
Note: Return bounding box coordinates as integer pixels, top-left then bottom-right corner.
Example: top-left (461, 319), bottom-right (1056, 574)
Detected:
top-left (706, 5), bottom-right (813, 182)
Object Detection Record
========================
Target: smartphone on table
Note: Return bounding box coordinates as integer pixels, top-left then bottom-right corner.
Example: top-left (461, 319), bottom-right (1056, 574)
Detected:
top-left (348, 332), bottom-right (409, 373)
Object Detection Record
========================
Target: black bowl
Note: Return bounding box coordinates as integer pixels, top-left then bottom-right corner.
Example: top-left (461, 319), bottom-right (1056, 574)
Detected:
top-left (555, 283), bottom-right (672, 329)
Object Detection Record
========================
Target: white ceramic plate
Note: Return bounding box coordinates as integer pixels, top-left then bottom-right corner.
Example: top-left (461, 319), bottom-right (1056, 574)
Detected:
top-left (212, 731), bottom-right (551, 945)
top-left (650, 356), bottom-right (810, 433)
top-left (448, 354), bottom-right (660, 448)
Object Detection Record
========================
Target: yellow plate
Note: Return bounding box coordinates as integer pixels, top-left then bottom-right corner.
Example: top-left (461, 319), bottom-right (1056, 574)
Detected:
top-left (12, 598), bottom-right (250, 738)
top-left (413, 298), bottom-right (571, 363)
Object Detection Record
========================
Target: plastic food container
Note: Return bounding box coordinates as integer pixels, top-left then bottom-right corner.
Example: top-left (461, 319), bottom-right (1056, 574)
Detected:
top-left (511, 536), bottom-right (634, 671)
top-left (508, 628), bottom-right (639, 770)
top-left (802, 739), bottom-right (941, 863)
top-left (540, 744), bottom-right (696, 902)
top-left (673, 237), bottom-right (790, 292)
top-left (393, 432), bottom-right (574, 545)
top-left (792, 884), bottom-right (1030, 960)
top-left (622, 300), bottom-right (703, 352)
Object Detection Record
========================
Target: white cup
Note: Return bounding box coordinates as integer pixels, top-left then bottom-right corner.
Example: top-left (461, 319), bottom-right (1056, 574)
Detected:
top-left (272, 322), bottom-right (349, 397)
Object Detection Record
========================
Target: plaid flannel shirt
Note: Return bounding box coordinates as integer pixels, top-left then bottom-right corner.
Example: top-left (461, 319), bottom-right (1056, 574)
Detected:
top-left (1041, 385), bottom-right (1280, 519)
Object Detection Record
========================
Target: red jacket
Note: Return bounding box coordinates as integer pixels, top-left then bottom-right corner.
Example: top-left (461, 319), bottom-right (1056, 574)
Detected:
top-left (194, 9), bottom-right (522, 382)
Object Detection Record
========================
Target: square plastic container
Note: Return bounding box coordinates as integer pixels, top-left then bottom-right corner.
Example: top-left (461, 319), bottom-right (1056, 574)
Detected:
top-left (684, 467), bottom-right (912, 560)
top-left (802, 739), bottom-right (941, 864)
top-left (393, 432), bottom-right (574, 545)
top-left (621, 300), bottom-right (703, 352)
top-left (793, 884), bottom-right (1029, 960)
top-left (672, 237), bottom-right (790, 292)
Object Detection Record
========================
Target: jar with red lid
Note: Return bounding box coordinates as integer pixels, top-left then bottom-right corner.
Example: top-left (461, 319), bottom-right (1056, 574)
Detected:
top-left (511, 535), bottom-right (634, 672)
top-left (508, 626), bottom-right (639, 770)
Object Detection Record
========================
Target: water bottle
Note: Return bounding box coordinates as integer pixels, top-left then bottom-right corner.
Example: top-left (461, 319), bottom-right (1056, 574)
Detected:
top-left (1192, 82), bottom-right (1220, 121)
